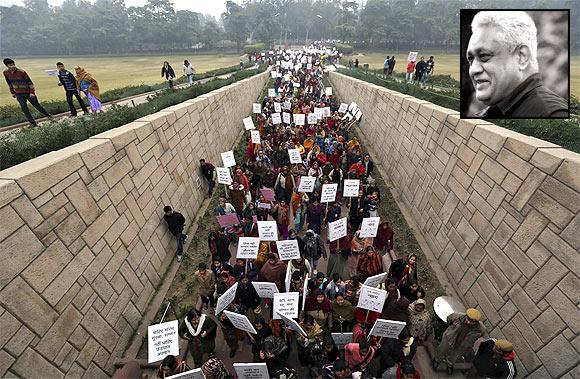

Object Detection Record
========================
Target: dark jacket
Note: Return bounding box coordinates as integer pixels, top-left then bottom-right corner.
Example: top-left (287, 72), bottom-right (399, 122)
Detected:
top-left (178, 316), bottom-right (217, 342)
top-left (374, 337), bottom-right (417, 373)
top-left (161, 65), bottom-right (176, 80)
top-left (164, 211), bottom-right (185, 236)
top-left (473, 339), bottom-right (517, 379)
top-left (381, 291), bottom-right (410, 323)
top-left (236, 282), bottom-right (261, 309)
top-left (57, 70), bottom-right (78, 91)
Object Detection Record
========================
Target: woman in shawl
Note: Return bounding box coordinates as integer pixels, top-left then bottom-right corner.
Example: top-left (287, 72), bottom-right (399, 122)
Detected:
top-left (271, 198), bottom-right (290, 240)
top-left (259, 253), bottom-right (287, 291)
top-left (357, 246), bottom-right (383, 282)
top-left (250, 316), bottom-right (272, 361)
top-left (289, 255), bottom-right (312, 278)
top-left (330, 292), bottom-right (355, 332)
top-left (218, 305), bottom-right (245, 358)
top-left (388, 253), bottom-right (418, 287)
top-left (305, 288), bottom-right (332, 330)
top-left (178, 309), bottom-right (217, 368)
top-left (345, 231), bottom-right (370, 278)
top-left (74, 66), bottom-right (102, 112)
top-left (201, 355), bottom-right (230, 379)
top-left (327, 225), bottom-right (352, 278)
top-left (161, 61), bottom-right (176, 88)
top-left (408, 299), bottom-right (434, 344)
top-left (400, 279), bottom-right (426, 303)
top-left (306, 199), bottom-right (323, 235)
top-left (297, 314), bottom-right (324, 366)
top-left (208, 230), bottom-right (231, 264)
top-left (274, 166), bottom-right (295, 204)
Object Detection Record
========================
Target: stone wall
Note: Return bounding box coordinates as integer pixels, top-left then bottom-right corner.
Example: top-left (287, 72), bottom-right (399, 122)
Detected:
top-left (0, 70), bottom-right (269, 378)
top-left (329, 71), bottom-right (579, 378)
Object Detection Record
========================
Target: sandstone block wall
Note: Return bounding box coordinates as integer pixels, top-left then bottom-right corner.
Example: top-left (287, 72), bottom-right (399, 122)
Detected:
top-left (0, 71), bottom-right (269, 378)
top-left (329, 71), bottom-right (579, 378)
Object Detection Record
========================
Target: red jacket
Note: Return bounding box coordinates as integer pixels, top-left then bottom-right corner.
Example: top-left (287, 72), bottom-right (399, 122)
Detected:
top-left (406, 61), bottom-right (416, 74)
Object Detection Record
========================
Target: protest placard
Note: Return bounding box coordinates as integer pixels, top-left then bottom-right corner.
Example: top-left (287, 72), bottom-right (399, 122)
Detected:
top-left (221, 151), bottom-right (236, 168)
top-left (355, 109), bottom-right (363, 121)
top-left (260, 188), bottom-right (275, 202)
top-left (216, 167), bottom-right (232, 185)
top-left (323, 107), bottom-right (331, 117)
top-left (274, 102), bottom-right (282, 113)
top-left (257, 202), bottom-right (271, 209)
top-left (369, 319), bottom-right (407, 339)
top-left (302, 273), bottom-right (309, 311)
top-left (360, 217), bottom-right (381, 238)
top-left (252, 282), bottom-right (279, 298)
top-left (307, 63), bottom-right (312, 70)
top-left (348, 102), bottom-right (358, 113)
top-left (276, 240), bottom-right (300, 261)
top-left (166, 368), bottom-right (204, 379)
top-left (307, 113), bottom-right (318, 124)
top-left (328, 217), bottom-right (347, 242)
top-left (217, 213), bottom-right (239, 228)
top-left (224, 310), bottom-right (257, 334)
top-left (321, 183), bottom-right (338, 203)
top-left (331, 333), bottom-right (354, 348)
top-left (283, 112), bottom-right (291, 124)
top-left (293, 81), bottom-right (300, 88)
top-left (363, 272), bottom-right (388, 288)
top-left (293, 114), bottom-right (305, 126)
top-left (273, 292), bottom-right (300, 320)
top-left (236, 237), bottom-right (260, 259)
top-left (268, 88), bottom-right (276, 97)
top-left (271, 112), bottom-right (282, 125)
top-left (287, 148), bottom-right (302, 164)
top-left (338, 103), bottom-right (348, 113)
top-left (297, 176), bottom-right (316, 192)
top-left (314, 107), bottom-right (323, 118)
top-left (357, 285), bottom-right (388, 313)
top-left (252, 103), bottom-right (261, 113)
top-left (250, 130), bottom-right (261, 144)
top-left (257, 221), bottom-right (278, 241)
top-left (325, 87), bottom-right (333, 96)
top-left (271, 71), bottom-right (277, 79)
top-left (234, 363), bottom-right (270, 379)
top-left (284, 74), bottom-right (291, 82)
top-left (279, 313), bottom-right (307, 337)
top-left (285, 263), bottom-right (291, 294)
top-left (407, 51), bottom-right (418, 62)
top-left (148, 320), bottom-right (179, 363)
top-left (283, 100), bottom-right (291, 110)
top-left (243, 117), bottom-right (255, 130)
top-left (215, 282), bottom-right (238, 315)
top-left (343, 179), bottom-right (360, 197)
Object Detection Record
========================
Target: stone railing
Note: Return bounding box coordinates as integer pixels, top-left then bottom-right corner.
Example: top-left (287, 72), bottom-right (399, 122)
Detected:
top-left (329, 71), bottom-right (579, 378)
top-left (0, 70), bottom-right (269, 378)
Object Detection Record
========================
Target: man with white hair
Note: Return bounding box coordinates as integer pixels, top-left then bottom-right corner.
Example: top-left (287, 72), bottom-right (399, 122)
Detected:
top-left (466, 11), bottom-right (568, 118)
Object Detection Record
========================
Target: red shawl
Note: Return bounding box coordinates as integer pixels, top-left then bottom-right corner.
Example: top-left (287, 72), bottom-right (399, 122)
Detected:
top-left (305, 289), bottom-right (332, 312)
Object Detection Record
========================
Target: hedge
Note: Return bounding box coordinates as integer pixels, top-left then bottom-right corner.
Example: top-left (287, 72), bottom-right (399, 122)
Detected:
top-left (0, 64), bottom-right (241, 129)
top-left (337, 67), bottom-right (580, 154)
top-left (0, 66), bottom-right (267, 170)
top-left (244, 43), bottom-right (266, 55)
top-left (334, 43), bottom-right (354, 54)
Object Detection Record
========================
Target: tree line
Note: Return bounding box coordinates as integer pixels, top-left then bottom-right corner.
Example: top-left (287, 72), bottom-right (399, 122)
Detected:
top-left (0, 0), bottom-right (578, 56)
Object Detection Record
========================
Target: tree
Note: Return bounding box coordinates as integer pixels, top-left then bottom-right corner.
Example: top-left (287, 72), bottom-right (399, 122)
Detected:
top-left (200, 19), bottom-right (223, 49)
top-left (222, 1), bottom-right (248, 52)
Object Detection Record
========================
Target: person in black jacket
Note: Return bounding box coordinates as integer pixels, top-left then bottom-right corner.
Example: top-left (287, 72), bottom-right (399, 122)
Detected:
top-left (469, 338), bottom-right (517, 379)
top-left (163, 205), bottom-right (187, 261)
top-left (161, 61), bottom-right (176, 88)
top-left (388, 56), bottom-right (396, 75)
top-left (368, 328), bottom-right (417, 378)
top-left (178, 309), bottom-right (217, 368)
top-left (56, 62), bottom-right (88, 116)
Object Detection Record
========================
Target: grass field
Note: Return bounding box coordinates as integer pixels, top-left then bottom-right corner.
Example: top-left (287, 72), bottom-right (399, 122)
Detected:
top-left (1, 53), bottom-right (244, 104)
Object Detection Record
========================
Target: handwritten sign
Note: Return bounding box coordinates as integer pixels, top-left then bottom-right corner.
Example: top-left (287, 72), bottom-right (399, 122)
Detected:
top-left (271, 112), bottom-right (282, 125)
top-left (257, 202), bottom-right (271, 209)
top-left (234, 363), bottom-right (270, 379)
top-left (217, 213), bottom-right (239, 228)
top-left (307, 113), bottom-right (318, 124)
top-left (283, 112), bottom-right (291, 124)
top-left (338, 103), bottom-right (348, 113)
top-left (273, 292), bottom-right (300, 320)
top-left (279, 313), bottom-right (307, 337)
top-left (271, 71), bottom-right (278, 79)
top-left (369, 319), bottom-right (407, 339)
top-left (357, 285), bottom-right (387, 313)
top-left (293, 113), bottom-right (305, 126)
top-left (166, 368), bottom-right (204, 379)
top-left (252, 103), bottom-right (261, 113)
top-left (237, 237), bottom-right (260, 259)
top-left (343, 179), bottom-right (360, 197)
top-left (331, 333), bottom-right (353, 349)
top-left (407, 51), bottom-right (418, 62)
top-left (250, 130), bottom-right (261, 144)
top-left (328, 217), bottom-right (348, 242)
top-left (224, 310), bottom-right (257, 334)
top-left (323, 107), bottom-right (331, 117)
top-left (355, 109), bottom-right (363, 121)
top-left (221, 150), bottom-right (236, 168)
top-left (314, 107), bottom-right (324, 119)
top-left (257, 220), bottom-right (278, 241)
top-left (360, 217), bottom-right (381, 238)
top-left (268, 88), bottom-right (276, 97)
top-left (148, 320), bottom-right (179, 363)
top-left (321, 183), bottom-right (338, 203)
top-left (276, 240), bottom-right (300, 261)
top-left (288, 148), bottom-right (302, 164)
top-left (363, 272), bottom-right (388, 288)
top-left (274, 102), bottom-right (282, 113)
top-left (216, 167), bottom-right (232, 185)
top-left (302, 273), bottom-right (309, 311)
top-left (325, 87), bottom-right (333, 96)
top-left (283, 100), bottom-right (291, 110)
top-left (298, 176), bottom-right (316, 192)
top-left (260, 188), bottom-right (275, 202)
top-left (252, 282), bottom-right (279, 298)
top-left (348, 102), bottom-right (358, 113)
top-left (243, 117), bottom-right (255, 130)
top-left (215, 282), bottom-right (238, 315)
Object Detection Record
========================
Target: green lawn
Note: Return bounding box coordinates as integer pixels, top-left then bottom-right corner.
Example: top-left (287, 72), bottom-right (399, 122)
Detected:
top-left (1, 53), bottom-right (244, 104)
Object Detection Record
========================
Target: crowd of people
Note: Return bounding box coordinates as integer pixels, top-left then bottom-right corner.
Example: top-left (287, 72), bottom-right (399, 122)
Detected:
top-left (158, 46), bottom-right (517, 379)
top-left (404, 56), bottom-right (435, 85)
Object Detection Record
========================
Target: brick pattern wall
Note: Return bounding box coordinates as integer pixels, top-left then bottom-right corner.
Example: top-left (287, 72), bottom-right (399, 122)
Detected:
top-left (329, 72), bottom-right (580, 378)
top-left (0, 71), bottom-right (269, 378)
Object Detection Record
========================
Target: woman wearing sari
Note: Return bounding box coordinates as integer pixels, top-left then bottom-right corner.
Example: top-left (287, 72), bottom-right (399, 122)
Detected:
top-left (74, 66), bottom-right (102, 112)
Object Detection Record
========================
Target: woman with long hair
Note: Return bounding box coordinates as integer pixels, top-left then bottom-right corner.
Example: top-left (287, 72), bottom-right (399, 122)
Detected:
top-left (74, 66), bottom-right (102, 112)
top-left (161, 61), bottom-right (176, 88)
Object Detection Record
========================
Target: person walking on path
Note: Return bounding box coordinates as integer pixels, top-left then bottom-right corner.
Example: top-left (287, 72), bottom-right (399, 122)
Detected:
top-left (56, 62), bottom-right (88, 117)
top-left (183, 60), bottom-right (196, 86)
top-left (388, 56), bottom-right (396, 75)
top-left (406, 60), bottom-right (416, 82)
top-left (178, 309), bottom-right (217, 368)
top-left (161, 61), bottom-right (176, 89)
top-left (74, 66), bottom-right (102, 112)
top-left (422, 56), bottom-right (435, 85)
top-left (414, 56), bottom-right (427, 85)
top-left (469, 338), bottom-right (517, 379)
top-left (383, 56), bottom-right (390, 75)
top-left (3, 58), bottom-right (52, 127)
top-left (163, 205), bottom-right (187, 261)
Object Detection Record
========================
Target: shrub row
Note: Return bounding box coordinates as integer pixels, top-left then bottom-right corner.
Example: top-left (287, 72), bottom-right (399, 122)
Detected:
top-left (338, 68), bottom-right (580, 154)
top-left (334, 43), bottom-right (354, 54)
top-left (0, 64), bottom-right (241, 128)
top-left (244, 43), bottom-right (266, 55)
top-left (0, 66), bottom-right (267, 171)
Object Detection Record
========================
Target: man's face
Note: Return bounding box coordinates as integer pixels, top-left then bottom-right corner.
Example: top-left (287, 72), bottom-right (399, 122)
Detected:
top-left (165, 210), bottom-right (172, 216)
top-left (467, 27), bottom-right (522, 106)
top-left (5, 63), bottom-right (16, 71)
top-left (57, 65), bottom-right (65, 72)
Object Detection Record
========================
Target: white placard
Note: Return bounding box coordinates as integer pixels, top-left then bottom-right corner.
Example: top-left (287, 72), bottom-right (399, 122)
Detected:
top-left (369, 319), bottom-right (407, 339)
top-left (357, 285), bottom-right (387, 313)
top-left (279, 313), bottom-right (307, 337)
top-left (321, 183), bottom-right (338, 203)
top-left (302, 273), bottom-right (309, 311)
top-left (284, 74), bottom-right (291, 82)
top-left (147, 320), bottom-right (179, 363)
top-left (323, 107), bottom-right (331, 117)
top-left (268, 88), bottom-right (276, 97)
top-left (224, 310), bottom-right (257, 334)
top-left (363, 272), bottom-right (388, 288)
top-left (307, 113), bottom-right (318, 124)
top-left (46, 69), bottom-right (59, 77)
top-left (283, 112), bottom-right (291, 124)
top-left (348, 102), bottom-right (358, 112)
top-left (407, 51), bottom-right (418, 62)
top-left (338, 103), bottom-right (348, 113)
top-left (271, 71), bottom-right (278, 79)
top-left (343, 179), bottom-right (360, 197)
top-left (271, 112), bottom-right (282, 125)
top-left (283, 100), bottom-right (291, 110)
top-left (285, 263), bottom-right (291, 294)
top-left (360, 217), bottom-right (381, 238)
top-left (314, 107), bottom-right (324, 119)
top-left (287, 149), bottom-right (302, 164)
top-left (355, 109), bottom-right (363, 121)
top-left (328, 217), bottom-right (347, 242)
top-left (234, 363), bottom-right (270, 379)
top-left (325, 87), bottom-right (333, 96)
top-left (216, 167), bottom-right (232, 185)
top-left (252, 103), bottom-right (261, 113)
top-left (257, 220), bottom-right (278, 241)
top-left (221, 150), bottom-right (236, 168)
top-left (257, 202), bottom-right (271, 209)
top-left (276, 240), bottom-right (300, 261)
top-left (252, 282), bottom-right (279, 298)
top-left (243, 117), bottom-right (255, 130)
top-left (297, 176), bottom-right (316, 192)
top-left (307, 63), bottom-right (312, 70)
top-left (274, 102), bottom-right (282, 113)
top-left (331, 333), bottom-right (353, 348)
top-left (215, 282), bottom-right (238, 315)
top-left (273, 292), bottom-right (300, 320)
top-left (237, 237), bottom-right (260, 259)
top-left (250, 130), bottom-right (261, 144)
top-left (293, 82), bottom-right (300, 88)
top-left (293, 114), bottom-right (305, 126)
top-left (166, 368), bottom-right (204, 379)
